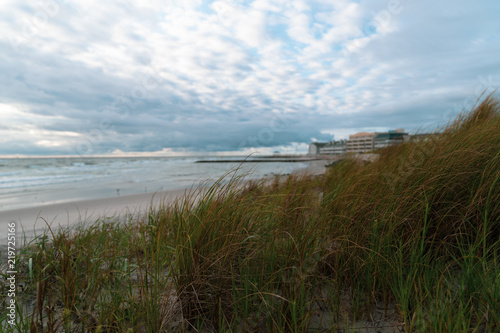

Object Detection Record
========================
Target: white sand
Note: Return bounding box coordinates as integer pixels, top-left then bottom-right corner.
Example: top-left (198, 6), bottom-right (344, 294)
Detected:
top-left (291, 159), bottom-right (331, 176)
top-left (0, 188), bottom-right (189, 248)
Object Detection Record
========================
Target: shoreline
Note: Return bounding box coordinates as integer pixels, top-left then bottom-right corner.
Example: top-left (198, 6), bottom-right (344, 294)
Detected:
top-left (0, 160), bottom-right (331, 250)
top-left (0, 188), bottom-right (189, 250)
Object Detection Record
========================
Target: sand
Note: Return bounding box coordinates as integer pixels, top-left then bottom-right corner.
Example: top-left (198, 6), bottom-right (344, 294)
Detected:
top-left (0, 188), bottom-right (189, 249)
top-left (1, 160), bottom-right (333, 249)
top-left (291, 159), bottom-right (332, 176)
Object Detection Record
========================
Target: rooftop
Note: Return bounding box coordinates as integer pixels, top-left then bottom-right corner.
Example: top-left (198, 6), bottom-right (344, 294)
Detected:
top-left (349, 132), bottom-right (376, 139)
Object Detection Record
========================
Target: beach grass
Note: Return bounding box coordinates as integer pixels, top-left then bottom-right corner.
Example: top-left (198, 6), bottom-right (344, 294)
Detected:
top-left (1, 95), bottom-right (499, 332)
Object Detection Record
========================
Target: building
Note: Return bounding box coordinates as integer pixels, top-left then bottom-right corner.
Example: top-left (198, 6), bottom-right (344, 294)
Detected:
top-left (309, 140), bottom-right (347, 155)
top-left (346, 132), bottom-right (376, 153)
top-left (311, 129), bottom-right (408, 155)
top-left (308, 142), bottom-right (327, 155)
top-left (319, 140), bottom-right (347, 155)
top-left (373, 129), bottom-right (408, 150)
top-left (346, 130), bottom-right (408, 153)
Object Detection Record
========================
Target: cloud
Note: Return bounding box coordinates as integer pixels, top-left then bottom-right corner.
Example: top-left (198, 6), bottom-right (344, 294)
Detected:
top-left (0, 0), bottom-right (499, 155)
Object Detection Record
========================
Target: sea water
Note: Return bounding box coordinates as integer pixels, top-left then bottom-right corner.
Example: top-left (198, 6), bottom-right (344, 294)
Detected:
top-left (0, 156), bottom-right (309, 211)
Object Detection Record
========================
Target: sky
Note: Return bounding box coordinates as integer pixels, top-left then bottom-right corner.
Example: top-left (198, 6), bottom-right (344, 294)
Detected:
top-left (1, 0), bottom-right (499, 156)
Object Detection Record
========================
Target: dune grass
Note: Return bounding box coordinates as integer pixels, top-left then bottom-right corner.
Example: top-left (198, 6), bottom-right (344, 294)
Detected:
top-left (1, 95), bottom-right (499, 332)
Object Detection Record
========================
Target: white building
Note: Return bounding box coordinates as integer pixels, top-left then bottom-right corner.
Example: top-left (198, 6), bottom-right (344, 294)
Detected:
top-left (308, 142), bottom-right (327, 155)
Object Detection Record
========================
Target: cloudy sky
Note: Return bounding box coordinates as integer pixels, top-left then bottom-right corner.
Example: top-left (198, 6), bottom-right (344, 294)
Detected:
top-left (1, 0), bottom-right (499, 156)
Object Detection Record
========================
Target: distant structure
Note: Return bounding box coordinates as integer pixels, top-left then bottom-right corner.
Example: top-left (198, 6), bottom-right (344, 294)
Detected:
top-left (320, 140), bottom-right (347, 155)
top-left (347, 129), bottom-right (407, 153)
top-left (346, 132), bottom-right (376, 153)
top-left (308, 142), bottom-right (327, 155)
top-left (373, 129), bottom-right (407, 150)
top-left (308, 140), bottom-right (346, 155)
top-left (309, 129), bottom-right (408, 155)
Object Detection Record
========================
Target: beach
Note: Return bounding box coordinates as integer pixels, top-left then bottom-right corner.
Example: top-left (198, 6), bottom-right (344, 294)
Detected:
top-left (1, 188), bottom-right (190, 251)
top-left (0, 157), bottom-right (331, 250)
top-left (1, 98), bottom-right (498, 332)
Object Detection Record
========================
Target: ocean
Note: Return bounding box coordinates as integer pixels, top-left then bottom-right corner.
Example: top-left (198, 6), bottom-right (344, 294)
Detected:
top-left (0, 156), bottom-right (309, 212)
